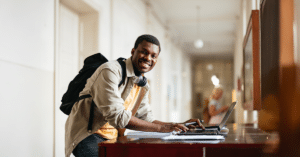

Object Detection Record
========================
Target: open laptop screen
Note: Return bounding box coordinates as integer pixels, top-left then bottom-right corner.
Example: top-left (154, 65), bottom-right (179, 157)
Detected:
top-left (218, 101), bottom-right (237, 129)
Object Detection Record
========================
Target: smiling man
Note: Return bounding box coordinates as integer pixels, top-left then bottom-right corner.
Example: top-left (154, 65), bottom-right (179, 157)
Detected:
top-left (131, 39), bottom-right (159, 73)
top-left (64, 34), bottom-right (204, 157)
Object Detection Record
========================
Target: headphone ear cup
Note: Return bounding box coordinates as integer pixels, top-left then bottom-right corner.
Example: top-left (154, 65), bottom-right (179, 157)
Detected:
top-left (136, 75), bottom-right (147, 87)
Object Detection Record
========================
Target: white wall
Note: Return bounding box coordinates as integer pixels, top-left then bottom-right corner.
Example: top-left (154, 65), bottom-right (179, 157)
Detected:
top-left (96, 0), bottom-right (112, 59)
top-left (233, 0), bottom-right (260, 124)
top-left (0, 0), bottom-right (54, 156)
top-left (233, 0), bottom-right (246, 124)
top-left (180, 53), bottom-right (193, 121)
top-left (0, 0), bottom-right (193, 156)
top-left (111, 0), bottom-right (147, 60)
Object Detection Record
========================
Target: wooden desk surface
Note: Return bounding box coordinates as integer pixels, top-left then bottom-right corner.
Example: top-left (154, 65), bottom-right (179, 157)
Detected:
top-left (98, 123), bottom-right (277, 157)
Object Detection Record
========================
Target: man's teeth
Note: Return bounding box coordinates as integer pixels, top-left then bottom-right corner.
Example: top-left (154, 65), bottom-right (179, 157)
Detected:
top-left (141, 62), bottom-right (150, 67)
top-left (142, 63), bottom-right (149, 67)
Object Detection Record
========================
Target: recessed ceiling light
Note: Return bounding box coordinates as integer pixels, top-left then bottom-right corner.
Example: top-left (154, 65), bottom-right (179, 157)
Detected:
top-left (194, 39), bottom-right (204, 49)
top-left (206, 64), bottom-right (213, 71)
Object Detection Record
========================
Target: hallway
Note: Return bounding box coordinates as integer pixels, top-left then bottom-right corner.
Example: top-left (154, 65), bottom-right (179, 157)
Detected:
top-left (0, 0), bottom-right (299, 156)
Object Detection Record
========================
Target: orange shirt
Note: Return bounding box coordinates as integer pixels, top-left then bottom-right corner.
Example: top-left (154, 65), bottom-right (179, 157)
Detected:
top-left (94, 84), bottom-right (141, 139)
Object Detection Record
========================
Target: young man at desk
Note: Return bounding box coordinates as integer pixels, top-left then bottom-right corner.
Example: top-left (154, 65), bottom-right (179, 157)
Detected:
top-left (64, 34), bottom-right (204, 157)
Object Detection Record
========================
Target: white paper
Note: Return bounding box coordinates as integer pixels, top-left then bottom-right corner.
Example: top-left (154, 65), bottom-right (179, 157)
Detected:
top-left (180, 140), bottom-right (224, 144)
top-left (126, 131), bottom-right (176, 139)
top-left (126, 131), bottom-right (225, 141)
top-left (162, 135), bottom-right (225, 140)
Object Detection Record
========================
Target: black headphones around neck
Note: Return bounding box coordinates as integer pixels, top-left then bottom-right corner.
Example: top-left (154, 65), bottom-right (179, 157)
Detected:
top-left (119, 58), bottom-right (147, 87)
top-left (134, 75), bottom-right (147, 87)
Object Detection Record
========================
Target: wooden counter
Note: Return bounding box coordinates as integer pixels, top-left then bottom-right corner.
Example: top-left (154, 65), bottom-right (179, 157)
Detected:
top-left (98, 123), bottom-right (278, 157)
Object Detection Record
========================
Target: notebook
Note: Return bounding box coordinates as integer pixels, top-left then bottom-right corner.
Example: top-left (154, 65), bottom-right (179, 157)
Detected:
top-left (177, 101), bottom-right (237, 136)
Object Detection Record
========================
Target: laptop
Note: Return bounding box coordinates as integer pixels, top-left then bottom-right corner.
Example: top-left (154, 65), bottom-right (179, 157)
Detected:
top-left (177, 101), bottom-right (237, 136)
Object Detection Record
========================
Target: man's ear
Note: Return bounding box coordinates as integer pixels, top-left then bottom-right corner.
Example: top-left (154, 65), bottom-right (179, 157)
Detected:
top-left (131, 48), bottom-right (135, 56)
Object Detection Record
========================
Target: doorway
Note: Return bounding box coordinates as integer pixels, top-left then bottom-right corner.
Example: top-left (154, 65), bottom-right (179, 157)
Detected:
top-left (54, 0), bottom-right (99, 156)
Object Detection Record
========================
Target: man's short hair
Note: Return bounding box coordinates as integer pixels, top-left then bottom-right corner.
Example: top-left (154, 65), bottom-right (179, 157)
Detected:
top-left (134, 34), bottom-right (161, 52)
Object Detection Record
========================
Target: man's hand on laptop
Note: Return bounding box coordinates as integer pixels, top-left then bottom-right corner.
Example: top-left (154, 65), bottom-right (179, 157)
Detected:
top-left (221, 106), bottom-right (229, 112)
top-left (159, 123), bottom-right (189, 133)
top-left (183, 119), bottom-right (205, 130)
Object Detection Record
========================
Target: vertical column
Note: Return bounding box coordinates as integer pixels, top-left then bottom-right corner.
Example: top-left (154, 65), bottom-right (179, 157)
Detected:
top-left (279, 0), bottom-right (300, 156)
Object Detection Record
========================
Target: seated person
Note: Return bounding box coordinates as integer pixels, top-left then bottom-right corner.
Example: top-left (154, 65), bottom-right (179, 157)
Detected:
top-left (202, 98), bottom-right (211, 124)
top-left (208, 87), bottom-right (229, 125)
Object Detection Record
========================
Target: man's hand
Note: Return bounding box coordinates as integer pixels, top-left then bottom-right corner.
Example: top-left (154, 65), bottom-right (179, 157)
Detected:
top-left (159, 123), bottom-right (189, 133)
top-left (221, 106), bottom-right (229, 112)
top-left (183, 119), bottom-right (205, 129)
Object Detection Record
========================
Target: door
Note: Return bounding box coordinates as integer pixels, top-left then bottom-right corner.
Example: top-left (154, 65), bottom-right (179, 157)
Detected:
top-left (55, 3), bottom-right (79, 157)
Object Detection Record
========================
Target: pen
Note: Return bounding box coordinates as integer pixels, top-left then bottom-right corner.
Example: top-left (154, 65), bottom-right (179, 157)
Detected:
top-left (184, 120), bottom-right (204, 126)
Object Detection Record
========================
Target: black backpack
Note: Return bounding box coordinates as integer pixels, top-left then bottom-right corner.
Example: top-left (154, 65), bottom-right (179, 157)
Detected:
top-left (60, 53), bottom-right (126, 116)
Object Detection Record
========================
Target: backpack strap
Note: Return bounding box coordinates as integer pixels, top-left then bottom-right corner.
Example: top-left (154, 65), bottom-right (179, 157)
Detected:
top-left (88, 100), bottom-right (95, 132)
top-left (87, 58), bottom-right (127, 132)
top-left (117, 85), bottom-right (147, 137)
top-left (117, 58), bottom-right (126, 87)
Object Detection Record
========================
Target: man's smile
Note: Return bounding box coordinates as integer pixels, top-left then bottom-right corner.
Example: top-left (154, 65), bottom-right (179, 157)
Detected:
top-left (139, 60), bottom-right (151, 69)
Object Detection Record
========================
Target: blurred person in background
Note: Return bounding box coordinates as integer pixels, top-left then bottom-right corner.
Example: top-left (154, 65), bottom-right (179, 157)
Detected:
top-left (208, 87), bottom-right (229, 125)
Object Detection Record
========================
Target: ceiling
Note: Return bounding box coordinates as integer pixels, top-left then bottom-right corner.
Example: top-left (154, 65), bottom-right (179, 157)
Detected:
top-left (148, 0), bottom-right (241, 58)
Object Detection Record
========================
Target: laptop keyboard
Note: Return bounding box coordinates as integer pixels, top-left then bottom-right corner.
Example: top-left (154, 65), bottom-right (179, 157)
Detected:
top-left (177, 129), bottom-right (219, 135)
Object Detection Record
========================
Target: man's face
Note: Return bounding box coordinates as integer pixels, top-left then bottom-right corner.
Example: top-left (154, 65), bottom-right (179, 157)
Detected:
top-left (131, 40), bottom-right (160, 73)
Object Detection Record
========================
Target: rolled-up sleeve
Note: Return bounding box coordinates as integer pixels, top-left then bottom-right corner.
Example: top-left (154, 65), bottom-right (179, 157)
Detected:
top-left (90, 68), bottom-right (132, 128)
top-left (135, 88), bottom-right (154, 122)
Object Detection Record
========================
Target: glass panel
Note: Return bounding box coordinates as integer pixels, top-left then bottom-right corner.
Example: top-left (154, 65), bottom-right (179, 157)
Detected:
top-left (244, 30), bottom-right (253, 107)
